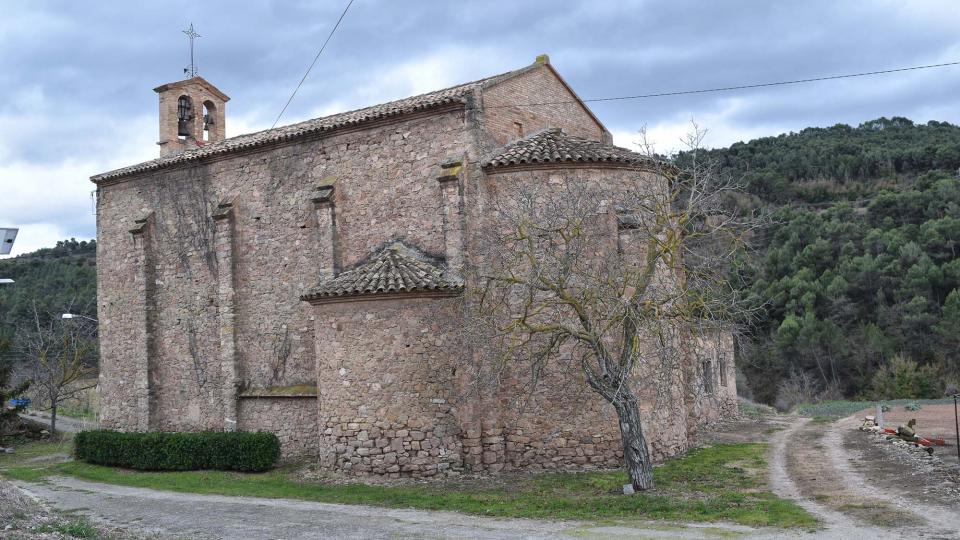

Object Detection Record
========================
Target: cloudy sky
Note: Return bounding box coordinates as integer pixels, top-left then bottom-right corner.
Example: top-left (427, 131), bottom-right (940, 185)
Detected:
top-left (2, 0), bottom-right (959, 256)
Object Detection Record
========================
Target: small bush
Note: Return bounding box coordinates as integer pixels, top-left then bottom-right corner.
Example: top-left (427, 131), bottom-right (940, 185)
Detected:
top-left (868, 356), bottom-right (941, 399)
top-left (74, 430), bottom-right (280, 472)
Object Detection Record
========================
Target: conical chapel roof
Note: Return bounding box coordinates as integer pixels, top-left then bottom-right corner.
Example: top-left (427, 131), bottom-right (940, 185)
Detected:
top-left (485, 128), bottom-right (651, 169)
top-left (301, 242), bottom-right (462, 303)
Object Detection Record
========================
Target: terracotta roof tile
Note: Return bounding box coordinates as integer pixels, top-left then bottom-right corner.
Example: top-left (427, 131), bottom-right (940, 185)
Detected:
top-left (301, 243), bottom-right (462, 302)
top-left (485, 128), bottom-right (648, 168)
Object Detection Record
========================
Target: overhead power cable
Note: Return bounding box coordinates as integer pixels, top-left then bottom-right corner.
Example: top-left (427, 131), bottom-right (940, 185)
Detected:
top-left (272, 0), bottom-right (355, 129)
top-left (491, 60), bottom-right (960, 108)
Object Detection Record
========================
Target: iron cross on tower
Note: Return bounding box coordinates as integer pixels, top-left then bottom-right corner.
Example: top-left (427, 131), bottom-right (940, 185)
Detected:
top-left (183, 23), bottom-right (201, 78)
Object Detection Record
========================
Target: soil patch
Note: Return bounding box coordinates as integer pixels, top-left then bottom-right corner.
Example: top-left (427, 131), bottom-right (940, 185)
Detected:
top-left (877, 404), bottom-right (960, 468)
top-left (699, 413), bottom-right (793, 445)
top-left (842, 422), bottom-right (960, 510)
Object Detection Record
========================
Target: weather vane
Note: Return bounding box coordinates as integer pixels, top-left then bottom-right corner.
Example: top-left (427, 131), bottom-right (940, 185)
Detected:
top-left (183, 23), bottom-right (201, 78)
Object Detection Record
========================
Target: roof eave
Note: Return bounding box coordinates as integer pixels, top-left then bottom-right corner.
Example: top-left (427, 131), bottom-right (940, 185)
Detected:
top-left (482, 159), bottom-right (665, 173)
top-left (153, 76), bottom-right (231, 102)
top-left (90, 101), bottom-right (467, 185)
top-left (301, 287), bottom-right (463, 305)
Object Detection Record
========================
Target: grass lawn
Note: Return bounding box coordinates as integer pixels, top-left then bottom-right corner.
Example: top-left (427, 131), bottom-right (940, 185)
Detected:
top-left (1, 439), bottom-right (815, 529)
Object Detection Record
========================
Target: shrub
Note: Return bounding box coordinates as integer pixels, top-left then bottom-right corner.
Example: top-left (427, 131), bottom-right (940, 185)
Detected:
top-left (74, 431), bottom-right (280, 472)
top-left (868, 356), bottom-right (941, 399)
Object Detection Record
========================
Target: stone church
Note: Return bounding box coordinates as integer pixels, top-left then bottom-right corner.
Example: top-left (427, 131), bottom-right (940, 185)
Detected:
top-left (92, 56), bottom-right (737, 476)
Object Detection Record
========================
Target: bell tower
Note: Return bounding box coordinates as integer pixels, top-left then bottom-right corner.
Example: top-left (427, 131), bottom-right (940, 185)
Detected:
top-left (154, 77), bottom-right (229, 156)
top-left (153, 23), bottom-right (229, 157)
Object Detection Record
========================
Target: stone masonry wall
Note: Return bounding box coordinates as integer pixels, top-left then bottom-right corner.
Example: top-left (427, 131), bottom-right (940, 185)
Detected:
top-left (466, 165), bottom-right (699, 470)
top-left (479, 63), bottom-right (607, 149)
top-left (237, 397), bottom-right (319, 457)
top-left (312, 297), bottom-right (464, 477)
top-left (95, 195), bottom-right (148, 430)
top-left (97, 107), bottom-right (477, 434)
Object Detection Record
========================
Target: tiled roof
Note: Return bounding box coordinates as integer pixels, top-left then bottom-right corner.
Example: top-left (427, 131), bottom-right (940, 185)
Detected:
top-left (92, 69), bottom-right (523, 183)
top-left (302, 243), bottom-right (462, 302)
top-left (485, 128), bottom-right (648, 168)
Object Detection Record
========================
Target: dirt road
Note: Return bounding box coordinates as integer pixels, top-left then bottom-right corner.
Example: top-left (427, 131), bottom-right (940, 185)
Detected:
top-left (769, 415), bottom-right (959, 538)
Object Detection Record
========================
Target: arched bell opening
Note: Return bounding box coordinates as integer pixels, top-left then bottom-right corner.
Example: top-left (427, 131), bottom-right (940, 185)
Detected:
top-left (177, 95), bottom-right (194, 140)
top-left (202, 100), bottom-right (217, 142)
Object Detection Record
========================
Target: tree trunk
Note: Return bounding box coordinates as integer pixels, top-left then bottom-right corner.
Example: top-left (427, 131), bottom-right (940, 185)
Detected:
top-left (612, 392), bottom-right (654, 491)
top-left (50, 403), bottom-right (57, 436)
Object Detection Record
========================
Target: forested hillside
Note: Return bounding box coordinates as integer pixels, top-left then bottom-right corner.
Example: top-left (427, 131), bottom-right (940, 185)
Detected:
top-left (0, 239), bottom-right (97, 366)
top-left (695, 117), bottom-right (960, 406)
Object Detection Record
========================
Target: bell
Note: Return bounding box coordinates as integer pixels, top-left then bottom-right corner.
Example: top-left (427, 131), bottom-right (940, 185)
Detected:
top-left (178, 119), bottom-right (191, 137)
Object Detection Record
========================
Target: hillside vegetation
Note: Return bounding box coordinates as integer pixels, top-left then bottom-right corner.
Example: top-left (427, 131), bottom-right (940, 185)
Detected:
top-left (693, 117), bottom-right (960, 405)
top-left (0, 239), bottom-right (97, 369)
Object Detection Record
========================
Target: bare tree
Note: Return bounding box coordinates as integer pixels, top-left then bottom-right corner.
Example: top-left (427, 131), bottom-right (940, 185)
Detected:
top-left (15, 303), bottom-right (97, 434)
top-left (466, 127), bottom-right (756, 491)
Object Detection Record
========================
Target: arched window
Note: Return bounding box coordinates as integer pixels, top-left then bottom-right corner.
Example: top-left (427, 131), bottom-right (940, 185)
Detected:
top-left (202, 100), bottom-right (217, 142)
top-left (177, 95), bottom-right (194, 139)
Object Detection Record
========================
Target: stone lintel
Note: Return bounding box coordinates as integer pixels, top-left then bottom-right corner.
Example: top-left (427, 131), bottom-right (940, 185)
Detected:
top-left (312, 187), bottom-right (335, 204)
top-left (438, 160), bottom-right (463, 183)
top-left (212, 199), bottom-right (235, 221)
top-left (129, 215), bottom-right (152, 235)
top-left (313, 177), bottom-right (337, 204)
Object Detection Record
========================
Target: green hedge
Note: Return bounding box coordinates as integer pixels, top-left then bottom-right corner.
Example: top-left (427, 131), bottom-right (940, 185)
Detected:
top-left (74, 431), bottom-right (280, 472)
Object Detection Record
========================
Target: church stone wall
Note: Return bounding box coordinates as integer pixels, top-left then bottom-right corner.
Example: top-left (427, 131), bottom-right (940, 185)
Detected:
top-left (479, 63), bottom-right (607, 148)
top-left (312, 297), bottom-right (465, 477)
top-left (237, 397), bottom-right (319, 457)
top-left (95, 183), bottom-right (153, 430)
top-left (97, 108), bottom-right (477, 436)
top-left (468, 165), bottom-right (696, 469)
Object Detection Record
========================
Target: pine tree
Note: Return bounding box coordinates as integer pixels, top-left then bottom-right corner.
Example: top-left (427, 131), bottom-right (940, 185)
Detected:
top-left (935, 289), bottom-right (960, 375)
